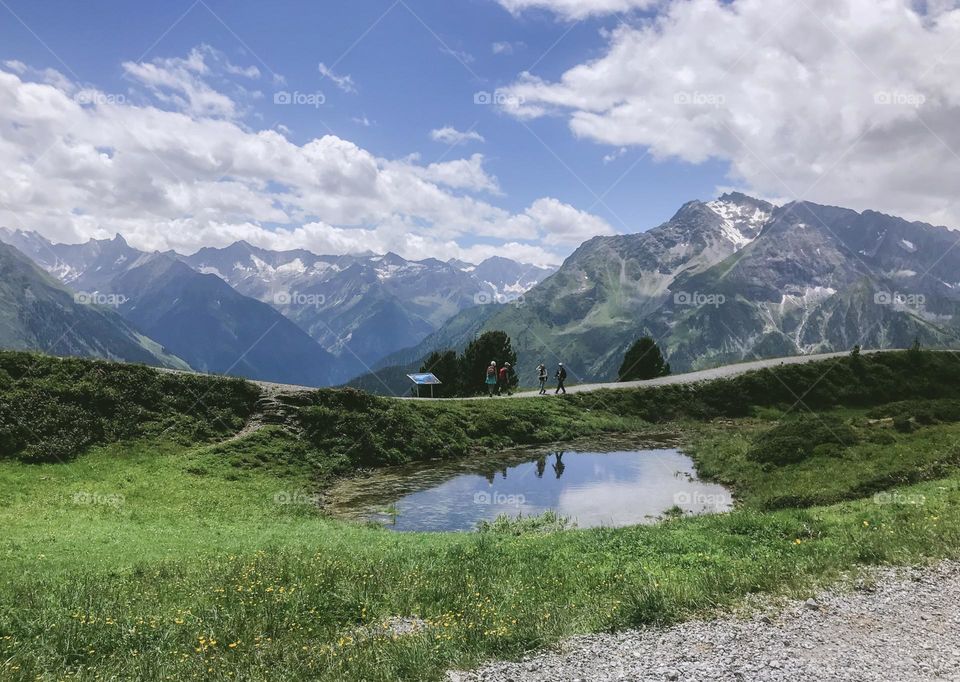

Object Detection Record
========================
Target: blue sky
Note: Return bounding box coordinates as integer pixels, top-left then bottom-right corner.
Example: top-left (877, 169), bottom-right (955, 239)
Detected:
top-left (6, 0), bottom-right (724, 223)
top-left (0, 0), bottom-right (957, 265)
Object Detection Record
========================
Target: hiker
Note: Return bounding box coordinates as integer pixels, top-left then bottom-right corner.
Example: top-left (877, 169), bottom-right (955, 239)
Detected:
top-left (485, 361), bottom-right (498, 396)
top-left (555, 362), bottom-right (567, 394)
top-left (497, 362), bottom-right (511, 396)
top-left (537, 363), bottom-right (548, 395)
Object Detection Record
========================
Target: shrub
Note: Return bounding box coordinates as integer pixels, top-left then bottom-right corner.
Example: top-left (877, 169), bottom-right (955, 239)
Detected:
top-left (867, 399), bottom-right (960, 426)
top-left (0, 352), bottom-right (260, 462)
top-left (747, 415), bottom-right (859, 466)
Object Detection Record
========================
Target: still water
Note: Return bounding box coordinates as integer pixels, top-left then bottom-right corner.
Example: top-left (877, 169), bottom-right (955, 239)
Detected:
top-left (326, 448), bottom-right (733, 532)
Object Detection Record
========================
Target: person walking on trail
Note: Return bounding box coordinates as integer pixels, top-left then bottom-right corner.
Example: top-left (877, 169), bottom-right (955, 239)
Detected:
top-left (555, 362), bottom-right (567, 394)
top-left (485, 361), bottom-right (498, 397)
top-left (498, 362), bottom-right (511, 396)
top-left (537, 363), bottom-right (548, 395)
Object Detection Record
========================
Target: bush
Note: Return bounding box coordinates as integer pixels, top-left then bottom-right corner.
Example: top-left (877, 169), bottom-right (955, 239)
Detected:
top-left (893, 415), bottom-right (918, 433)
top-left (867, 399), bottom-right (960, 426)
top-left (0, 352), bottom-right (260, 462)
top-left (747, 415), bottom-right (859, 466)
top-left (297, 389), bottom-right (471, 466)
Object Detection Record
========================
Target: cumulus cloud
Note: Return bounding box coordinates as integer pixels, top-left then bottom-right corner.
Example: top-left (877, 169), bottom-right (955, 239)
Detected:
top-left (0, 52), bottom-right (608, 266)
top-left (317, 62), bottom-right (357, 93)
top-left (388, 153), bottom-right (501, 194)
top-left (430, 126), bottom-right (486, 145)
top-left (497, 0), bottom-right (660, 20)
top-left (500, 0), bottom-right (960, 228)
top-left (121, 45), bottom-right (259, 119)
top-left (518, 197), bottom-right (616, 245)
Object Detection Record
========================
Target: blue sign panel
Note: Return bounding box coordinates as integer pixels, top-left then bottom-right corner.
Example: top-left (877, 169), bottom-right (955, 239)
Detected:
top-left (407, 373), bottom-right (442, 385)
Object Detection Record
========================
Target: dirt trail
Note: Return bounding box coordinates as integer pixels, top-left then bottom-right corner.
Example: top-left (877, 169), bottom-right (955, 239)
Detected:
top-left (160, 349), bottom-right (901, 399)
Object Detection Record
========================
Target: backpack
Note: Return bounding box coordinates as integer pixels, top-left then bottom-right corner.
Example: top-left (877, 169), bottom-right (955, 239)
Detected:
top-left (558, 367), bottom-right (567, 380)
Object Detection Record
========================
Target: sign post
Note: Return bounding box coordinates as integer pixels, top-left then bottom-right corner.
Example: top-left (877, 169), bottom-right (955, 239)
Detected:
top-left (406, 373), bottom-right (442, 398)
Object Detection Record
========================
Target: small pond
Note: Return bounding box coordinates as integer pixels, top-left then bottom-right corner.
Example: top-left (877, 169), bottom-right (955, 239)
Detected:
top-left (326, 447), bottom-right (733, 532)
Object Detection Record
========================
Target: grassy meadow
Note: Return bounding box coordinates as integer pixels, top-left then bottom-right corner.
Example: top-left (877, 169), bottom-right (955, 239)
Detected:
top-left (2, 350), bottom-right (960, 680)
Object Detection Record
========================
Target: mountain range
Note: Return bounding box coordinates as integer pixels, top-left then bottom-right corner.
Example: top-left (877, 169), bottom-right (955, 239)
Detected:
top-left (0, 240), bottom-right (186, 369)
top-left (179, 243), bottom-right (552, 368)
top-left (350, 193), bottom-right (960, 393)
top-left (0, 228), bottom-right (552, 385)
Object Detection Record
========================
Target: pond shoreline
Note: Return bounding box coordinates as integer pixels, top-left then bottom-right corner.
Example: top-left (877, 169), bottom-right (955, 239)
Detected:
top-left (321, 433), bottom-right (736, 532)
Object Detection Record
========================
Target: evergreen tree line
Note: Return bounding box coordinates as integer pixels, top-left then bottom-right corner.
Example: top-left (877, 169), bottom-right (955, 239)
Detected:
top-left (417, 332), bottom-right (671, 398)
top-left (418, 331), bottom-right (519, 397)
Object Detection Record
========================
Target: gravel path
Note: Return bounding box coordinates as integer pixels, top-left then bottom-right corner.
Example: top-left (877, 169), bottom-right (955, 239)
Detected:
top-left (450, 561), bottom-right (960, 682)
top-left (509, 349), bottom-right (895, 398)
top-left (155, 349), bottom-right (907, 398)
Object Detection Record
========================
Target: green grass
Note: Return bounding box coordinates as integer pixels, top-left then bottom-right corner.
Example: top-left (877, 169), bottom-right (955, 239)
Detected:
top-left (2, 415), bottom-right (960, 680)
top-left (3, 350), bottom-right (960, 680)
top-left (688, 409), bottom-right (960, 509)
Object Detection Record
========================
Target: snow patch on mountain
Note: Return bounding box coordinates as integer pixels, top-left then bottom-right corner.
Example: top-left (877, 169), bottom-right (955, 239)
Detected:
top-left (779, 286), bottom-right (838, 310)
top-left (705, 199), bottom-right (771, 248)
top-left (198, 266), bottom-right (224, 278)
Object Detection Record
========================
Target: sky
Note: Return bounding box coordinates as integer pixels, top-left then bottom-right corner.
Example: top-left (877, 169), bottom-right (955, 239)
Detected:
top-left (1, 0), bottom-right (959, 266)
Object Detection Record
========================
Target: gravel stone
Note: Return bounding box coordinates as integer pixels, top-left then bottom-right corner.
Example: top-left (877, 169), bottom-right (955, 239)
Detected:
top-left (450, 562), bottom-right (960, 682)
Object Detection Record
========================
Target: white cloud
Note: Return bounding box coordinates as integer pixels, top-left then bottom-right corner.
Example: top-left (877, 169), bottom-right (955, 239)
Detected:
top-left (602, 147), bottom-right (627, 163)
top-left (399, 153), bottom-right (501, 194)
top-left (518, 197), bottom-right (616, 245)
top-left (430, 126), bottom-right (485, 145)
top-left (497, 0), bottom-right (660, 20)
top-left (318, 62), bottom-right (357, 94)
top-left (492, 41), bottom-right (524, 55)
top-left (225, 63), bottom-right (261, 79)
top-left (439, 46), bottom-right (476, 64)
top-left (121, 45), bottom-right (259, 119)
top-left (500, 0), bottom-right (960, 228)
top-left (0, 52), bottom-right (607, 267)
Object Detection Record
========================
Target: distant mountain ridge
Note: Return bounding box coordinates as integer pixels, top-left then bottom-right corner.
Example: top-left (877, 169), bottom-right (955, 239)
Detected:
top-left (178, 243), bottom-right (553, 367)
top-left (0, 240), bottom-right (187, 369)
top-left (0, 228), bottom-right (554, 384)
top-left (349, 193), bottom-right (960, 393)
top-left (0, 230), bottom-right (341, 386)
